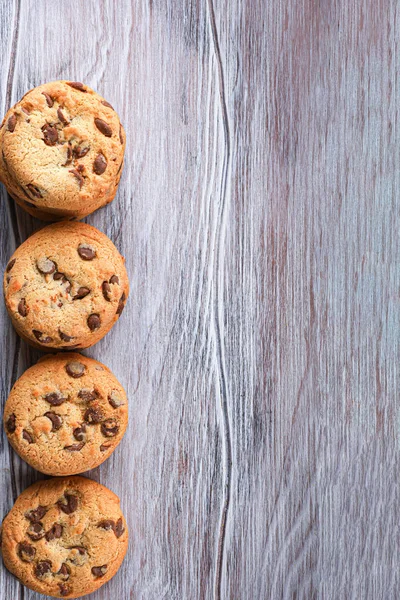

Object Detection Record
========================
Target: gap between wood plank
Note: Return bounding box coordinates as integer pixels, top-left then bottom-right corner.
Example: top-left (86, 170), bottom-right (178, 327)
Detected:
top-left (3, 2), bottom-right (23, 598)
top-left (207, 1), bottom-right (233, 598)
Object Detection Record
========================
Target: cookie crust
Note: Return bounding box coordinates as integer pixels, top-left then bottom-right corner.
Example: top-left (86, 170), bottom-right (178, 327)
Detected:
top-left (4, 353), bottom-right (128, 476)
top-left (3, 221), bottom-right (129, 350)
top-left (1, 476), bottom-right (128, 598)
top-left (0, 80), bottom-right (125, 221)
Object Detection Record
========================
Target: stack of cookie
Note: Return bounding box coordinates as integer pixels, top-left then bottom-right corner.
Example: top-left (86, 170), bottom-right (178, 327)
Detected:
top-left (0, 80), bottom-right (125, 221)
top-left (0, 82), bottom-right (130, 599)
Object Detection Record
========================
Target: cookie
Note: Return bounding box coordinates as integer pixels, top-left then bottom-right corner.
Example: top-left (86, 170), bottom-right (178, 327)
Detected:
top-left (4, 353), bottom-right (128, 476)
top-left (3, 221), bottom-right (129, 350)
top-left (1, 476), bottom-right (128, 598)
top-left (0, 80), bottom-right (125, 221)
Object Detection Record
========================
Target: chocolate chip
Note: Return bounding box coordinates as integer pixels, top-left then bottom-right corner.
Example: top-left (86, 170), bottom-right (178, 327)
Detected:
top-left (63, 143), bottom-right (73, 166)
top-left (42, 123), bottom-right (58, 146)
top-left (73, 424), bottom-right (86, 441)
top-left (102, 281), bottom-right (112, 301)
top-left (115, 517), bottom-right (125, 538)
top-left (84, 407), bottom-right (104, 424)
top-left (45, 523), bottom-right (63, 541)
top-left (44, 392), bottom-right (67, 406)
top-left (54, 271), bottom-right (66, 282)
top-left (93, 152), bottom-right (107, 175)
top-left (116, 292), bottom-right (126, 315)
top-left (18, 542), bottom-right (36, 562)
top-left (32, 330), bottom-right (53, 344)
top-left (91, 565), bottom-right (107, 578)
top-left (23, 430), bottom-right (34, 443)
top-left (73, 286), bottom-right (90, 300)
top-left (98, 519), bottom-right (115, 531)
top-left (87, 314), bottom-right (101, 331)
top-left (26, 183), bottom-right (43, 198)
top-left (35, 560), bottom-right (52, 578)
top-left (42, 92), bottom-right (54, 107)
top-left (69, 168), bottom-right (84, 188)
top-left (78, 244), bottom-right (96, 260)
top-left (101, 100), bottom-right (114, 109)
top-left (78, 389), bottom-right (98, 401)
top-left (58, 494), bottom-right (78, 514)
top-left (94, 118), bottom-right (112, 137)
top-left (119, 123), bottom-right (124, 144)
top-left (67, 546), bottom-right (87, 565)
top-left (7, 114), bottom-right (16, 132)
top-left (108, 390), bottom-right (125, 409)
top-left (65, 361), bottom-right (85, 378)
top-left (44, 412), bottom-right (62, 431)
top-left (62, 276), bottom-right (72, 292)
top-left (98, 518), bottom-right (124, 538)
top-left (67, 81), bottom-right (86, 91)
top-left (74, 146), bottom-right (90, 159)
top-left (6, 258), bottom-right (16, 272)
top-left (37, 257), bottom-right (56, 274)
top-left (58, 584), bottom-right (71, 597)
top-left (57, 107), bottom-right (69, 125)
top-left (26, 506), bottom-right (47, 522)
top-left (109, 277), bottom-right (119, 287)
top-left (59, 330), bottom-right (74, 342)
top-left (64, 442), bottom-right (85, 451)
top-left (101, 418), bottom-right (119, 437)
top-left (57, 563), bottom-right (70, 580)
top-left (100, 442), bottom-right (111, 452)
top-left (6, 413), bottom-right (16, 433)
top-left (27, 522), bottom-right (45, 540)
top-left (18, 298), bottom-right (27, 317)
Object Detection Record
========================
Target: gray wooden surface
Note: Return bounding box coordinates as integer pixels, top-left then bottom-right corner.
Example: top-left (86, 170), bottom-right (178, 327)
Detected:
top-left (0, 1), bottom-right (398, 598)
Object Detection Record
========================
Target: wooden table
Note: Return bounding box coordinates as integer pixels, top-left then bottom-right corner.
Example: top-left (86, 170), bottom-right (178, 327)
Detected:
top-left (0, 1), bottom-right (397, 598)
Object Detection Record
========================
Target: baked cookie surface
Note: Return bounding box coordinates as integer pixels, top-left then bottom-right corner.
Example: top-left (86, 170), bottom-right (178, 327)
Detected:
top-left (1, 476), bottom-right (128, 598)
top-left (4, 353), bottom-right (128, 476)
top-left (0, 80), bottom-right (125, 220)
top-left (3, 221), bottom-right (129, 350)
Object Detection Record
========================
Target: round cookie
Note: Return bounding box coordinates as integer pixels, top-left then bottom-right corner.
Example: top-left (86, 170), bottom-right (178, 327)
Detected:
top-left (1, 476), bottom-right (128, 598)
top-left (3, 221), bottom-right (129, 350)
top-left (4, 353), bottom-right (128, 476)
top-left (0, 80), bottom-right (125, 221)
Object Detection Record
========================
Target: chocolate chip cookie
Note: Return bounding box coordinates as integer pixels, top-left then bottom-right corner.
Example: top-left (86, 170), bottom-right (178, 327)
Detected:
top-left (3, 221), bottom-right (129, 350)
top-left (4, 353), bottom-right (128, 475)
top-left (0, 80), bottom-right (125, 220)
top-left (1, 476), bottom-right (128, 598)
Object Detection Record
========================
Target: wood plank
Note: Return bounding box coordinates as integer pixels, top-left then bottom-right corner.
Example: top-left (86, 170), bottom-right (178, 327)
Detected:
top-left (0, 1), bottom-right (27, 598)
top-left (217, 1), bottom-right (400, 598)
top-left (0, 0), bottom-right (399, 599)
top-left (2, 1), bottom-right (225, 598)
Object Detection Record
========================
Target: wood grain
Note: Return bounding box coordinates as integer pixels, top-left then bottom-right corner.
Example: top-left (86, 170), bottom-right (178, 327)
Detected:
top-left (0, 1), bottom-right (399, 599)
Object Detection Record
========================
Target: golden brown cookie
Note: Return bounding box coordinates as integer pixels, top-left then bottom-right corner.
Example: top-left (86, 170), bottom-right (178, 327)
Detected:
top-left (0, 80), bottom-right (125, 220)
top-left (1, 476), bottom-right (128, 598)
top-left (3, 222), bottom-right (129, 350)
top-left (4, 353), bottom-right (128, 476)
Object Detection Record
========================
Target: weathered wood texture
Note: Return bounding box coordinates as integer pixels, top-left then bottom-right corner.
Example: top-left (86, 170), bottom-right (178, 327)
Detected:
top-left (0, 1), bottom-right (398, 598)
